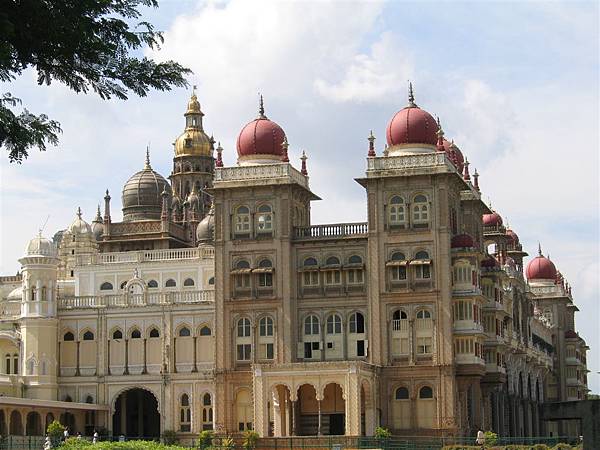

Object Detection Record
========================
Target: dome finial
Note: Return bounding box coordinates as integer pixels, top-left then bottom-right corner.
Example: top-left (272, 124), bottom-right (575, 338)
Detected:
top-left (76, 207), bottom-right (82, 219)
top-left (281, 136), bottom-right (290, 162)
top-left (435, 116), bottom-right (445, 151)
top-left (145, 146), bottom-right (151, 169)
top-left (368, 130), bottom-right (376, 157)
top-left (473, 168), bottom-right (480, 191)
top-left (538, 242), bottom-right (542, 256)
top-left (258, 93), bottom-right (266, 119)
top-left (408, 81), bottom-right (417, 107)
top-left (463, 157), bottom-right (470, 181)
top-left (300, 150), bottom-right (308, 176)
top-left (215, 142), bottom-right (223, 167)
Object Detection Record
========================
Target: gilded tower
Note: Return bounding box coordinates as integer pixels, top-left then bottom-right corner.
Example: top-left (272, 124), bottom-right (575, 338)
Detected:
top-left (170, 89), bottom-right (215, 223)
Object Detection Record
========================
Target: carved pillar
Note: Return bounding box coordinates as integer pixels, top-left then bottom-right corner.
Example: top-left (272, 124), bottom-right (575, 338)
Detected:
top-left (124, 339), bottom-right (129, 375)
top-left (142, 338), bottom-right (147, 375)
top-left (291, 400), bottom-right (297, 436)
top-left (75, 341), bottom-right (80, 376)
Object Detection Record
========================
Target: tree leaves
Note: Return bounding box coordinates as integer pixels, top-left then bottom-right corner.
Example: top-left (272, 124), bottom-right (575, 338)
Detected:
top-left (0, 0), bottom-right (191, 162)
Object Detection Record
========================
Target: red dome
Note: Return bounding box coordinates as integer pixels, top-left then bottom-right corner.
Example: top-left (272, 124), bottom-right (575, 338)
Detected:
top-left (386, 106), bottom-right (438, 147)
top-left (506, 229), bottom-right (519, 244)
top-left (526, 255), bottom-right (557, 280)
top-left (483, 212), bottom-right (503, 226)
top-left (442, 139), bottom-right (465, 173)
top-left (451, 233), bottom-right (474, 249)
top-left (237, 116), bottom-right (286, 159)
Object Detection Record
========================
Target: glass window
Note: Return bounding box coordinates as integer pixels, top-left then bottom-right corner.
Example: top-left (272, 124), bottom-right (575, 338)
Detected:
top-left (235, 206), bottom-right (251, 234)
top-left (303, 257), bottom-right (318, 267)
top-left (326, 256), bottom-right (340, 265)
top-left (149, 328), bottom-right (160, 338)
top-left (349, 312), bottom-right (365, 334)
top-left (348, 255), bottom-right (362, 264)
top-left (147, 280), bottom-right (158, 288)
top-left (389, 196), bottom-right (406, 226)
top-left (412, 195), bottom-right (429, 226)
top-left (179, 327), bottom-right (191, 337)
top-left (82, 331), bottom-right (94, 341)
top-left (183, 278), bottom-right (195, 287)
top-left (200, 326), bottom-right (211, 336)
top-left (419, 386), bottom-right (433, 398)
top-left (131, 329), bottom-right (141, 339)
top-left (259, 317), bottom-right (274, 337)
top-left (237, 318), bottom-right (251, 337)
top-left (417, 310), bottom-right (431, 319)
top-left (100, 282), bottom-right (113, 291)
top-left (112, 330), bottom-right (123, 340)
top-left (180, 394), bottom-right (191, 432)
top-left (395, 387), bottom-right (409, 400)
top-left (63, 332), bottom-right (75, 341)
top-left (326, 314), bottom-right (342, 334)
top-left (165, 279), bottom-right (177, 287)
top-left (257, 204), bottom-right (273, 233)
top-left (304, 315), bottom-right (320, 335)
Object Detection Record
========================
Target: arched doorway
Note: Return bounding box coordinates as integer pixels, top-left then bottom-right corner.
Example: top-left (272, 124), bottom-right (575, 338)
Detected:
top-left (322, 383), bottom-right (345, 435)
top-left (297, 383), bottom-right (345, 436)
top-left (113, 388), bottom-right (160, 438)
top-left (0, 410), bottom-right (6, 435)
top-left (9, 410), bottom-right (23, 435)
top-left (26, 412), bottom-right (42, 436)
top-left (271, 385), bottom-right (292, 437)
top-left (60, 412), bottom-right (76, 434)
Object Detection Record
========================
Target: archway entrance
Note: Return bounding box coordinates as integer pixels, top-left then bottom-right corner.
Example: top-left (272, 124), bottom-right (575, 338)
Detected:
top-left (297, 383), bottom-right (345, 436)
top-left (113, 388), bottom-right (160, 438)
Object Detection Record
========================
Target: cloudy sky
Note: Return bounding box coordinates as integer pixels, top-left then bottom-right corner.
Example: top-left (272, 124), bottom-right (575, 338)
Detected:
top-left (1, 1), bottom-right (598, 391)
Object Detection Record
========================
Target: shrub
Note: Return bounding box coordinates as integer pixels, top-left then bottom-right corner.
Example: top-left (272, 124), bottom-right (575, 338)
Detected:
top-left (197, 430), bottom-right (214, 450)
top-left (551, 445), bottom-right (574, 450)
top-left (162, 430), bottom-right (178, 445)
top-left (218, 436), bottom-right (235, 450)
top-left (484, 431), bottom-right (498, 446)
top-left (374, 426), bottom-right (392, 440)
top-left (58, 439), bottom-right (189, 450)
top-left (242, 430), bottom-right (259, 450)
top-left (47, 420), bottom-right (66, 447)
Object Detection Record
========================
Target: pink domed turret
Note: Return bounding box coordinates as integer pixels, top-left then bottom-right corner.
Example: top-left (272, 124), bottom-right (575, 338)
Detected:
top-left (526, 245), bottom-right (557, 281)
top-left (506, 228), bottom-right (519, 245)
top-left (441, 139), bottom-right (465, 173)
top-left (236, 95), bottom-right (287, 165)
top-left (386, 83), bottom-right (438, 154)
top-left (483, 212), bottom-right (503, 227)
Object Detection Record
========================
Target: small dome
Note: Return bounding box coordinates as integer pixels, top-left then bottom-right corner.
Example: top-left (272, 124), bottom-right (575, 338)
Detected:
top-left (91, 222), bottom-right (104, 241)
top-left (526, 254), bottom-right (557, 281)
top-left (196, 203), bottom-right (215, 242)
top-left (174, 92), bottom-right (212, 157)
top-left (386, 84), bottom-right (437, 152)
top-left (506, 228), bottom-right (519, 244)
top-left (25, 234), bottom-right (57, 258)
top-left (451, 233), bottom-right (474, 249)
top-left (7, 286), bottom-right (23, 301)
top-left (442, 139), bottom-right (465, 173)
top-left (483, 212), bottom-right (503, 227)
top-left (236, 97), bottom-right (286, 164)
top-left (122, 152), bottom-right (172, 221)
top-left (67, 208), bottom-right (92, 235)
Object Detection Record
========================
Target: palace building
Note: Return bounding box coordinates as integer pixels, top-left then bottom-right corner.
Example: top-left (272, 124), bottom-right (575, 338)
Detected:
top-left (0, 87), bottom-right (589, 440)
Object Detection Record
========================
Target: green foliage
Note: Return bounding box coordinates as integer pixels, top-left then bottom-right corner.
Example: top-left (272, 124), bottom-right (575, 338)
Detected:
top-left (47, 420), bottom-right (66, 446)
top-left (0, 0), bottom-right (191, 162)
top-left (441, 446), bottom-right (482, 450)
top-left (242, 430), bottom-right (259, 450)
top-left (374, 426), bottom-right (392, 440)
top-left (216, 436), bottom-right (235, 450)
top-left (58, 438), bottom-right (188, 450)
top-left (197, 430), bottom-right (214, 449)
top-left (161, 430), bottom-right (178, 445)
top-left (484, 431), bottom-right (498, 446)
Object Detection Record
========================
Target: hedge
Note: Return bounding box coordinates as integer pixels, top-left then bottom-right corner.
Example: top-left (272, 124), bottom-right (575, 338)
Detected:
top-left (58, 438), bottom-right (189, 450)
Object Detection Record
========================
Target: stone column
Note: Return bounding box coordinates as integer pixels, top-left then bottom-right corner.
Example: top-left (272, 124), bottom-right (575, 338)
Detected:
top-left (291, 400), bottom-right (297, 436)
top-left (317, 396), bottom-right (322, 436)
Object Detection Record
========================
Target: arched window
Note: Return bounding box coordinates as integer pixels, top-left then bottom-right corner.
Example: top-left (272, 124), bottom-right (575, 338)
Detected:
top-left (256, 259), bottom-right (273, 288)
top-left (99, 282), bottom-right (113, 291)
top-left (412, 195), bottom-right (429, 228)
top-left (86, 395), bottom-right (93, 403)
top-left (326, 314), bottom-right (342, 334)
top-left (208, 277), bottom-right (215, 286)
top-left (233, 260), bottom-right (251, 291)
top-left (180, 394), bottom-right (191, 432)
top-left (389, 196), bottom-right (406, 227)
top-left (5, 354), bottom-right (11, 374)
top-left (63, 331), bottom-right (75, 341)
top-left (414, 251), bottom-right (431, 279)
top-left (349, 312), bottom-right (365, 334)
top-left (416, 310), bottom-right (433, 355)
top-left (183, 278), bottom-right (195, 287)
top-left (302, 257), bottom-right (319, 286)
top-left (234, 205), bottom-right (251, 235)
top-left (417, 310), bottom-right (431, 319)
top-left (236, 318), bottom-right (251, 361)
top-left (147, 280), bottom-right (158, 288)
top-left (257, 204), bottom-right (273, 233)
top-left (347, 255), bottom-right (364, 285)
top-left (202, 393), bottom-right (213, 430)
top-left (130, 329), bottom-right (141, 339)
top-left (259, 317), bottom-right (274, 337)
top-left (419, 386), bottom-right (433, 398)
top-left (258, 317), bottom-right (275, 360)
top-left (391, 310), bottom-right (409, 356)
top-left (149, 328), bottom-right (160, 338)
top-left (165, 279), bottom-right (177, 288)
top-left (199, 326), bottom-right (211, 336)
top-left (324, 256), bottom-right (341, 286)
top-left (389, 252), bottom-right (407, 281)
top-left (82, 331), bottom-right (94, 341)
top-left (179, 327), bottom-right (191, 337)
top-left (112, 330), bottom-right (123, 340)
top-left (304, 315), bottom-right (320, 335)
top-left (395, 387), bottom-right (409, 400)
top-left (393, 310), bottom-right (408, 321)
top-left (12, 354), bottom-right (18, 374)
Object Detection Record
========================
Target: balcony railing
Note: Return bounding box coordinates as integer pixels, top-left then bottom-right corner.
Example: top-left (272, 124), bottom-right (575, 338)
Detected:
top-left (58, 290), bottom-right (214, 309)
top-left (392, 319), bottom-right (409, 332)
top-left (293, 222), bottom-right (368, 240)
top-left (76, 247), bottom-right (214, 266)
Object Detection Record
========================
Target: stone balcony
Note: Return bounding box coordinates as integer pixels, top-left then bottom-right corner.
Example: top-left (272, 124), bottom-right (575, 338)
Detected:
top-left (214, 163), bottom-right (310, 190)
top-left (75, 247), bottom-right (214, 266)
top-left (58, 289), bottom-right (214, 310)
top-left (293, 222), bottom-right (368, 241)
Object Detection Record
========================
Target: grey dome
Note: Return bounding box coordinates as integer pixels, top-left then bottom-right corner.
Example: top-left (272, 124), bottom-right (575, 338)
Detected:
top-left (196, 203), bottom-right (215, 242)
top-left (67, 207), bottom-right (92, 235)
top-left (122, 153), bottom-right (172, 222)
top-left (25, 234), bottom-right (57, 257)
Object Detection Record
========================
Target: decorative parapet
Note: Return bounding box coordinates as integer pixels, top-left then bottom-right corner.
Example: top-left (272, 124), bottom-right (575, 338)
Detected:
top-left (365, 152), bottom-right (456, 176)
top-left (58, 289), bottom-right (214, 309)
top-left (293, 222), bottom-right (368, 240)
top-left (0, 301), bottom-right (21, 319)
top-left (214, 163), bottom-right (309, 189)
top-left (75, 247), bottom-right (214, 266)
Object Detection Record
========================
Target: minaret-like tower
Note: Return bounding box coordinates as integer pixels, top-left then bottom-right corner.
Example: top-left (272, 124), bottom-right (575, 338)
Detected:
top-left (18, 233), bottom-right (60, 400)
top-left (170, 88), bottom-right (215, 219)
